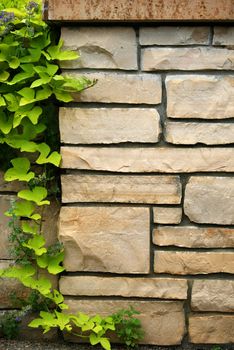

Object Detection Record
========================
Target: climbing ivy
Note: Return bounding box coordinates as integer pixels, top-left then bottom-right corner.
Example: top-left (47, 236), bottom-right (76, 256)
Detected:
top-left (0, 2), bottom-right (144, 349)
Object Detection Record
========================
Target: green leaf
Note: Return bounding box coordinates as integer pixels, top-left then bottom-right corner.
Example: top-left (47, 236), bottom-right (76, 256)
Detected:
top-left (18, 87), bottom-right (35, 106)
top-left (18, 186), bottom-right (50, 206)
top-left (37, 251), bottom-right (64, 275)
top-left (5, 200), bottom-right (41, 220)
top-left (36, 86), bottom-right (52, 101)
top-left (9, 56), bottom-right (20, 69)
top-left (27, 106), bottom-right (43, 125)
top-left (36, 143), bottom-right (61, 166)
top-left (100, 338), bottom-right (111, 350)
top-left (4, 157), bottom-right (35, 182)
top-left (0, 71), bottom-right (10, 82)
top-left (90, 333), bottom-right (100, 346)
top-left (4, 93), bottom-right (19, 112)
top-left (21, 222), bottom-right (39, 235)
top-left (22, 235), bottom-right (47, 256)
top-left (7, 71), bottom-right (35, 85)
top-left (0, 111), bottom-right (13, 134)
top-left (54, 90), bottom-right (73, 103)
top-left (0, 95), bottom-right (6, 106)
top-left (93, 325), bottom-right (103, 334)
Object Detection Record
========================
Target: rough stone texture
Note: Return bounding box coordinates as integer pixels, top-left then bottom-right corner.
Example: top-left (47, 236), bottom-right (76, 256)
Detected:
top-left (191, 279), bottom-right (234, 312)
top-left (41, 199), bottom-right (60, 247)
top-left (189, 315), bottom-right (234, 344)
top-left (154, 251), bottom-right (234, 275)
top-left (153, 226), bottom-right (234, 248)
top-left (153, 207), bottom-right (182, 224)
top-left (60, 276), bottom-right (187, 299)
top-left (59, 108), bottom-right (161, 144)
top-left (0, 195), bottom-right (16, 259)
top-left (165, 121), bottom-right (234, 145)
top-left (60, 27), bottom-right (137, 70)
top-left (64, 299), bottom-right (185, 345)
top-left (61, 147), bottom-right (234, 173)
top-left (166, 75), bottom-right (234, 119)
top-left (58, 206), bottom-right (150, 273)
top-left (68, 72), bottom-right (162, 104)
top-left (142, 47), bottom-right (234, 71)
top-left (139, 27), bottom-right (209, 45)
top-left (61, 174), bottom-right (182, 204)
top-left (213, 27), bottom-right (234, 46)
top-left (184, 176), bottom-right (234, 225)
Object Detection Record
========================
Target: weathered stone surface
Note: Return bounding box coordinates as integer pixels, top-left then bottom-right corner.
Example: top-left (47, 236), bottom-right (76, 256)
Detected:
top-left (165, 121), bottom-right (234, 145)
top-left (58, 206), bottom-right (150, 273)
top-left (61, 174), bottom-right (182, 204)
top-left (142, 47), bottom-right (234, 71)
top-left (153, 207), bottom-right (182, 224)
top-left (0, 195), bottom-right (16, 259)
top-left (213, 27), bottom-right (234, 46)
top-left (59, 108), bottom-right (161, 144)
top-left (64, 299), bottom-right (185, 345)
top-left (139, 27), bottom-right (209, 45)
top-left (154, 251), bottom-right (234, 275)
top-left (60, 276), bottom-right (187, 299)
top-left (153, 226), bottom-right (234, 248)
top-left (184, 176), bottom-right (234, 225)
top-left (0, 171), bottom-right (25, 192)
top-left (189, 314), bottom-right (234, 344)
top-left (191, 279), bottom-right (234, 312)
top-left (166, 75), bottom-right (234, 119)
top-left (68, 72), bottom-right (162, 104)
top-left (60, 27), bottom-right (137, 70)
top-left (61, 147), bottom-right (234, 173)
top-left (41, 199), bottom-right (60, 247)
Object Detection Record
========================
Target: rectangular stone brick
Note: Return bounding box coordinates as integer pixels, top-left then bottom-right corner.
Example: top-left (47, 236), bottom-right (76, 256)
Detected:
top-left (142, 47), bottom-right (234, 71)
top-left (67, 72), bottom-right (162, 104)
top-left (139, 27), bottom-right (209, 45)
top-left (0, 195), bottom-right (16, 259)
top-left (61, 147), bottom-right (234, 173)
top-left (153, 226), bottom-right (234, 248)
top-left (64, 299), bottom-right (185, 345)
top-left (59, 108), bottom-right (161, 144)
top-left (154, 251), bottom-right (234, 275)
top-left (166, 75), bottom-right (234, 119)
top-left (213, 27), bottom-right (234, 46)
top-left (165, 121), bottom-right (234, 145)
top-left (191, 280), bottom-right (234, 312)
top-left (184, 176), bottom-right (234, 225)
top-left (153, 207), bottom-right (182, 224)
top-left (60, 27), bottom-right (137, 70)
top-left (61, 174), bottom-right (182, 204)
top-left (189, 315), bottom-right (234, 344)
top-left (58, 206), bottom-right (150, 273)
top-left (60, 276), bottom-right (187, 299)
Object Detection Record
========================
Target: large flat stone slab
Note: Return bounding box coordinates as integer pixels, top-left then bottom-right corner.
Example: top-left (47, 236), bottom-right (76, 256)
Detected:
top-left (58, 206), bottom-right (150, 273)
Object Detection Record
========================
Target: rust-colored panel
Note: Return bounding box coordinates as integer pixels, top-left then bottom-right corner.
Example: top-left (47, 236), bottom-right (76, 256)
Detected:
top-left (47, 0), bottom-right (234, 21)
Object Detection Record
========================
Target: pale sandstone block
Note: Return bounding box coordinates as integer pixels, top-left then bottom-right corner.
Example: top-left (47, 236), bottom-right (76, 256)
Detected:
top-left (59, 108), bottom-right (161, 144)
top-left (153, 207), bottom-right (182, 224)
top-left (189, 315), bottom-right (234, 344)
top-left (60, 27), bottom-right (137, 70)
top-left (184, 176), bottom-right (234, 225)
top-left (165, 121), bottom-right (234, 145)
top-left (64, 299), bottom-right (185, 345)
top-left (0, 195), bottom-right (16, 259)
top-left (142, 47), bottom-right (234, 71)
top-left (166, 75), bottom-right (234, 119)
top-left (153, 226), bottom-right (234, 248)
top-left (61, 174), bottom-right (182, 204)
top-left (58, 206), bottom-right (150, 273)
top-left (154, 251), bottom-right (234, 275)
top-left (139, 27), bottom-right (209, 45)
top-left (213, 27), bottom-right (234, 46)
top-left (191, 279), bottom-right (234, 312)
top-left (68, 72), bottom-right (162, 104)
top-left (60, 276), bottom-right (187, 299)
top-left (61, 147), bottom-right (234, 173)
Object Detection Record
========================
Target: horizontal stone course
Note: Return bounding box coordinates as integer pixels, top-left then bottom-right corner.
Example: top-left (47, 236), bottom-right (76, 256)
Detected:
top-left (213, 27), bottom-right (234, 46)
top-left (60, 276), bottom-right (187, 299)
top-left (153, 207), bottom-right (182, 224)
top-left (61, 174), bottom-right (182, 204)
top-left (59, 108), bottom-right (161, 144)
top-left (166, 75), bottom-right (234, 119)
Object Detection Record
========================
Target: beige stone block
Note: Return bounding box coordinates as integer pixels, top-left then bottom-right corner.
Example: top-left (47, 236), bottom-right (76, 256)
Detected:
top-left (67, 72), bottom-right (162, 104)
top-left (64, 299), bottom-right (185, 345)
top-left (61, 174), bottom-right (182, 204)
top-left (191, 280), bottom-right (234, 312)
top-left (61, 147), bottom-right (234, 173)
top-left (213, 27), bottom-right (234, 46)
top-left (184, 176), bottom-right (234, 225)
top-left (41, 199), bottom-right (60, 247)
top-left (60, 27), bottom-right (137, 70)
top-left (140, 27), bottom-right (209, 45)
top-left (153, 226), bottom-right (234, 248)
top-left (142, 47), bottom-right (234, 71)
top-left (189, 314), bottom-right (234, 344)
top-left (166, 75), bottom-right (234, 119)
top-left (58, 206), bottom-right (150, 273)
top-left (153, 207), bottom-right (182, 224)
top-left (154, 251), bottom-right (234, 275)
top-left (59, 108), bottom-right (161, 144)
top-left (165, 121), bottom-right (234, 145)
top-left (60, 276), bottom-right (187, 299)
top-left (0, 195), bottom-right (16, 259)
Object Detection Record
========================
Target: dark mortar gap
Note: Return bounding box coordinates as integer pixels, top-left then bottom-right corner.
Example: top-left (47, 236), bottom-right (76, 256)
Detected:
top-left (63, 295), bottom-right (186, 302)
top-left (140, 44), bottom-right (211, 48)
top-left (149, 207), bottom-right (155, 274)
top-left (153, 245), bottom-right (234, 253)
top-left (209, 26), bottom-right (214, 45)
